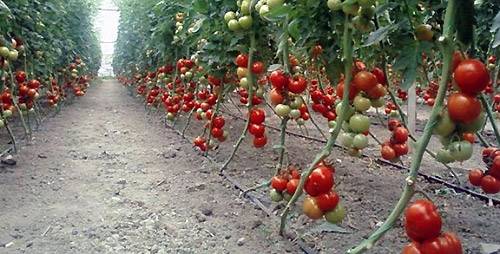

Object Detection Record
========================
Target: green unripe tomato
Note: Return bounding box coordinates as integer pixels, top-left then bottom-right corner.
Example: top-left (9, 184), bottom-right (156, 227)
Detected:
top-left (328, 120), bottom-right (337, 129)
top-left (327, 0), bottom-right (342, 11)
top-left (224, 11), bottom-right (236, 22)
top-left (296, 118), bottom-right (305, 125)
top-left (289, 109), bottom-right (301, 119)
top-left (352, 134), bottom-right (369, 149)
top-left (270, 188), bottom-right (283, 202)
top-left (353, 95), bottom-right (371, 112)
top-left (325, 203), bottom-right (345, 224)
top-left (371, 98), bottom-right (384, 108)
top-left (349, 114), bottom-right (370, 133)
top-left (267, 0), bottom-right (284, 9)
top-left (238, 16), bottom-right (253, 30)
top-left (255, 87), bottom-right (265, 97)
top-left (227, 19), bottom-right (241, 31)
top-left (0, 47), bottom-right (9, 58)
top-left (239, 77), bottom-right (249, 89)
top-left (275, 104), bottom-right (291, 118)
top-left (340, 132), bottom-right (354, 147)
top-left (434, 111), bottom-right (456, 137)
top-left (259, 5), bottom-right (270, 16)
top-left (415, 24), bottom-right (434, 41)
top-left (359, 6), bottom-right (375, 18)
top-left (436, 148), bottom-right (455, 164)
top-left (9, 50), bottom-right (18, 60)
top-left (342, 3), bottom-right (360, 16)
top-left (240, 0), bottom-right (250, 15)
top-left (389, 110), bottom-right (399, 118)
top-left (449, 141), bottom-right (473, 162)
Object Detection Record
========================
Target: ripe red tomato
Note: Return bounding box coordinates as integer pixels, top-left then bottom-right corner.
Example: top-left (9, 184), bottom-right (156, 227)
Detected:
top-left (269, 70), bottom-right (288, 90)
top-left (404, 199), bottom-right (442, 242)
top-left (286, 179), bottom-right (299, 195)
top-left (468, 169), bottom-right (483, 186)
top-left (462, 132), bottom-right (475, 144)
top-left (235, 54), bottom-right (249, 68)
top-left (271, 176), bottom-right (288, 191)
top-left (454, 59), bottom-right (490, 95)
top-left (194, 136), bottom-right (205, 146)
top-left (269, 88), bottom-right (284, 105)
top-left (212, 116), bottom-right (225, 129)
top-left (388, 119), bottom-right (401, 131)
top-left (303, 196), bottom-right (323, 220)
top-left (211, 127), bottom-right (224, 138)
top-left (315, 191), bottom-right (339, 212)
top-left (371, 67), bottom-right (386, 85)
top-left (15, 71), bottom-right (26, 83)
top-left (490, 156), bottom-right (500, 179)
top-left (452, 51), bottom-right (464, 71)
top-left (353, 71), bottom-right (378, 92)
top-left (447, 92), bottom-right (482, 124)
top-left (248, 123), bottom-right (265, 137)
top-left (251, 61), bottom-right (265, 74)
top-left (381, 145), bottom-right (397, 160)
top-left (401, 242), bottom-right (422, 254)
top-left (249, 108), bottom-right (265, 124)
top-left (420, 232), bottom-right (462, 254)
top-left (393, 127), bottom-right (409, 143)
top-left (366, 83), bottom-right (387, 99)
top-left (336, 81), bottom-right (359, 100)
top-left (288, 76), bottom-right (307, 94)
top-left (253, 135), bottom-right (267, 148)
top-left (480, 175), bottom-right (500, 194)
top-left (393, 143), bottom-right (409, 156)
top-left (304, 166), bottom-right (334, 196)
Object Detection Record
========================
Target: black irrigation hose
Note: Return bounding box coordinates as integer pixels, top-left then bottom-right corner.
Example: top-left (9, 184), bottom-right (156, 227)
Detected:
top-left (221, 110), bottom-right (500, 206)
top-left (163, 123), bottom-right (318, 254)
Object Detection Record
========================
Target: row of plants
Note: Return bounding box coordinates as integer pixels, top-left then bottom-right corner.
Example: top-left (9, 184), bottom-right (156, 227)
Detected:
top-left (113, 0), bottom-right (499, 252)
top-left (0, 0), bottom-right (101, 150)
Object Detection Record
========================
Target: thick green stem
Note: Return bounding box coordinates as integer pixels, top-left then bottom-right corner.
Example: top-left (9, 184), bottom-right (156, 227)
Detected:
top-left (279, 16), bottom-right (354, 235)
top-left (220, 31), bottom-right (256, 173)
top-left (348, 0), bottom-right (457, 252)
top-left (479, 94), bottom-right (500, 146)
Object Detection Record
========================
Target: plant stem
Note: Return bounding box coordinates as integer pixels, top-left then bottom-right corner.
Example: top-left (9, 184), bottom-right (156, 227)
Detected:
top-left (7, 64), bottom-right (31, 138)
top-left (348, 0), bottom-right (457, 252)
top-left (479, 94), bottom-right (500, 146)
top-left (279, 15), bottom-right (354, 235)
top-left (220, 31), bottom-right (256, 173)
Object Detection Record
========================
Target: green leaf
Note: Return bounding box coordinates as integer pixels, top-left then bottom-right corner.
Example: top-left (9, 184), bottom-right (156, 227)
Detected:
top-left (375, 2), bottom-right (399, 14)
top-left (393, 41), bottom-right (419, 90)
top-left (363, 23), bottom-right (399, 47)
top-left (288, 19), bottom-right (300, 41)
top-left (192, 0), bottom-right (209, 14)
top-left (264, 5), bottom-right (290, 20)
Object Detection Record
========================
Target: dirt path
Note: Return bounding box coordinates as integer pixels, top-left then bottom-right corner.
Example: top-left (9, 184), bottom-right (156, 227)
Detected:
top-left (0, 80), bottom-right (293, 254)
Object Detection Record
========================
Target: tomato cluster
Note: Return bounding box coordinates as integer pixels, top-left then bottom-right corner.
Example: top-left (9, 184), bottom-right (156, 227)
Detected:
top-left (302, 161), bottom-right (345, 224)
top-left (224, 0), bottom-right (254, 32)
top-left (310, 82), bottom-right (337, 122)
top-left (46, 79), bottom-right (63, 107)
top-left (234, 53), bottom-right (265, 106)
top-left (268, 69), bottom-right (310, 125)
top-left (402, 199), bottom-right (462, 254)
top-left (418, 81), bottom-right (438, 106)
top-left (269, 165), bottom-right (301, 202)
top-left (327, 0), bottom-right (376, 33)
top-left (380, 119), bottom-right (409, 160)
top-left (468, 147), bottom-right (500, 194)
top-left (249, 108), bottom-right (267, 148)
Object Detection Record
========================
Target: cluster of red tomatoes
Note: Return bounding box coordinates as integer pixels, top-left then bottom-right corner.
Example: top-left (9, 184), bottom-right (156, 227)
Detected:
top-left (193, 136), bottom-right (209, 152)
top-left (302, 161), bottom-right (345, 224)
top-left (0, 90), bottom-right (14, 119)
top-left (468, 147), bottom-right (500, 194)
top-left (14, 71), bottom-right (40, 110)
top-left (402, 199), bottom-right (462, 254)
top-left (208, 115), bottom-right (228, 142)
top-left (396, 88), bottom-right (408, 101)
top-left (433, 58), bottom-right (490, 164)
top-left (310, 82), bottom-right (337, 122)
top-left (269, 165), bottom-right (301, 202)
top-left (380, 119), bottom-right (409, 161)
top-left (418, 81), bottom-right (438, 106)
top-left (248, 108), bottom-right (267, 148)
top-left (46, 79), bottom-right (63, 107)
